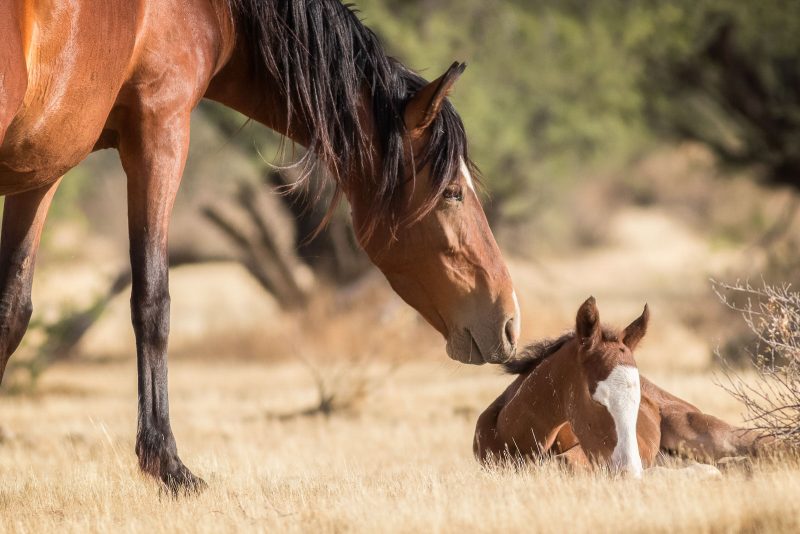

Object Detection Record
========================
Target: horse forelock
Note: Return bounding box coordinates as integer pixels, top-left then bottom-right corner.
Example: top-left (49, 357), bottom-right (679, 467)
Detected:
top-left (228, 0), bottom-right (471, 236)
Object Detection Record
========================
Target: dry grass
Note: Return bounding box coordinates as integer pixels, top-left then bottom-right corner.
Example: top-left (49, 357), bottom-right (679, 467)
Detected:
top-left (4, 172), bottom-right (799, 532)
top-left (2, 360), bottom-right (799, 533)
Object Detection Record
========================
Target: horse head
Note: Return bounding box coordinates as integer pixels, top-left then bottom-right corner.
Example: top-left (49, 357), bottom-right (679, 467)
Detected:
top-left (352, 63), bottom-right (519, 365)
top-left (574, 297), bottom-right (649, 477)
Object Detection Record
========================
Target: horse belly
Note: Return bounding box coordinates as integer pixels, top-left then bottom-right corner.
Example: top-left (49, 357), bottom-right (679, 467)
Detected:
top-left (0, 0), bottom-right (138, 193)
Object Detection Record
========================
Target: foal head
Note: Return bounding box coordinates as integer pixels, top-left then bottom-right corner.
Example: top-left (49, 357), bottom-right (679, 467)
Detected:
top-left (352, 64), bottom-right (519, 365)
top-left (574, 297), bottom-right (649, 478)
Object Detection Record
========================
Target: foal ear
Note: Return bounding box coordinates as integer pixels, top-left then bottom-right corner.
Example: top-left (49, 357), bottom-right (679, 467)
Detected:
top-left (404, 62), bottom-right (467, 134)
top-left (576, 296), bottom-right (601, 349)
top-left (622, 304), bottom-right (650, 351)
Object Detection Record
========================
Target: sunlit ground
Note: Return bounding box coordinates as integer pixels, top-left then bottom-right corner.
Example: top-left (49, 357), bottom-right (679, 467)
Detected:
top-left (1, 360), bottom-right (799, 533)
top-left (2, 193), bottom-right (798, 532)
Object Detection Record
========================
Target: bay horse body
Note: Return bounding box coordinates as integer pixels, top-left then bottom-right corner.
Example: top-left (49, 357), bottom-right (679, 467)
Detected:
top-left (474, 298), bottom-right (768, 476)
top-left (0, 0), bottom-right (520, 492)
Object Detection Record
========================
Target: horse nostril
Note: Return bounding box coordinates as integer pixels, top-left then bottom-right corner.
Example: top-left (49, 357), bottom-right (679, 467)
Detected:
top-left (504, 317), bottom-right (517, 347)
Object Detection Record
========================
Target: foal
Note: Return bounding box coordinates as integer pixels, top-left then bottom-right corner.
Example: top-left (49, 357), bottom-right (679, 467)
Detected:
top-left (474, 297), bottom-right (770, 476)
top-left (473, 297), bottom-right (653, 476)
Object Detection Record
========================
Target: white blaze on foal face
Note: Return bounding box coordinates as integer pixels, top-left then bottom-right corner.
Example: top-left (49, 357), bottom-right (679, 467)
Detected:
top-left (592, 365), bottom-right (643, 478)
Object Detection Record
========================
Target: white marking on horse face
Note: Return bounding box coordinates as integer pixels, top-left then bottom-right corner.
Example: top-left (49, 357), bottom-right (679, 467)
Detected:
top-left (459, 157), bottom-right (476, 193)
top-left (592, 365), bottom-right (643, 478)
top-left (511, 290), bottom-right (521, 340)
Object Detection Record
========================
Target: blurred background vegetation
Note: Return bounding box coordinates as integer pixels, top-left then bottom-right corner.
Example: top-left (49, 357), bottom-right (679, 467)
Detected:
top-left (5, 0), bottom-right (800, 390)
top-left (47, 0), bottom-right (800, 252)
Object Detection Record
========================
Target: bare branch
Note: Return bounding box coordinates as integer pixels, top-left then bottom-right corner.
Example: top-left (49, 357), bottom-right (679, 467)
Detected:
top-left (713, 279), bottom-right (800, 447)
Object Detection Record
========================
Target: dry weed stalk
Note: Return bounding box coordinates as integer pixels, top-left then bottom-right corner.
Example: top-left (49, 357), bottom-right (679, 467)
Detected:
top-left (713, 279), bottom-right (800, 447)
top-left (291, 348), bottom-right (399, 418)
top-left (274, 288), bottom-right (406, 419)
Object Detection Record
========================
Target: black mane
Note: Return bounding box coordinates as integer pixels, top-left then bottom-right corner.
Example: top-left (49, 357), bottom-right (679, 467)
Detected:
top-left (229, 0), bottom-right (473, 233)
top-left (503, 332), bottom-right (576, 375)
top-left (504, 327), bottom-right (620, 375)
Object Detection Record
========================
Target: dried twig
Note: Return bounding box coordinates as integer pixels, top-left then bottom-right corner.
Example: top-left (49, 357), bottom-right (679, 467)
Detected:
top-left (713, 279), bottom-right (800, 447)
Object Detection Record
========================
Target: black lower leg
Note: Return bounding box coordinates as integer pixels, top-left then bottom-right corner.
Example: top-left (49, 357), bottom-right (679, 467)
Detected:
top-left (0, 280), bottom-right (32, 381)
top-left (119, 104), bottom-right (197, 493)
top-left (0, 183), bottom-right (58, 383)
top-left (130, 251), bottom-right (204, 494)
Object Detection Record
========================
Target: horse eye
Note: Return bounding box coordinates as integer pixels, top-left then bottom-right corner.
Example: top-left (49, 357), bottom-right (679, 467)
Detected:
top-left (443, 183), bottom-right (463, 202)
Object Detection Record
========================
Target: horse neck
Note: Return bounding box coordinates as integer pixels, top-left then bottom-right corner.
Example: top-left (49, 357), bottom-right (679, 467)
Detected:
top-left (205, 38), bottom-right (382, 209)
top-left (205, 41), bottom-right (311, 146)
top-left (541, 341), bottom-right (617, 424)
top-left (519, 340), bottom-right (592, 421)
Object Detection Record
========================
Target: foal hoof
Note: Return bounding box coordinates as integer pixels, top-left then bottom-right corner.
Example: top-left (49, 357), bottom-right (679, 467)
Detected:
top-left (162, 465), bottom-right (207, 497)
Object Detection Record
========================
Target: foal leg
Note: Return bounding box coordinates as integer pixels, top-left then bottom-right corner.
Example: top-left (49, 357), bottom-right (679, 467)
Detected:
top-left (0, 181), bottom-right (59, 382)
top-left (118, 111), bottom-right (203, 494)
top-left (660, 406), bottom-right (769, 461)
top-left (473, 394), bottom-right (508, 464)
top-left (553, 444), bottom-right (592, 472)
top-left (474, 388), bottom-right (558, 465)
top-left (641, 376), bottom-right (770, 461)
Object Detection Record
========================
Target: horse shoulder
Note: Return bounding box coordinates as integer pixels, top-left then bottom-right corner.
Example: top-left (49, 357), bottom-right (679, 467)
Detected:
top-left (119, 0), bottom-right (234, 114)
top-left (640, 373), bottom-right (701, 415)
top-left (636, 392), bottom-right (662, 466)
top-left (1, 0), bottom-right (142, 185)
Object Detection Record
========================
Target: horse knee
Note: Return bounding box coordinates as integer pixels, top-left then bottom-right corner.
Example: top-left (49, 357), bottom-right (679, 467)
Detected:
top-left (10, 299), bottom-right (32, 351)
top-left (0, 297), bottom-right (32, 381)
top-left (0, 296), bottom-right (32, 353)
top-left (473, 427), bottom-right (494, 464)
top-left (130, 290), bottom-right (170, 347)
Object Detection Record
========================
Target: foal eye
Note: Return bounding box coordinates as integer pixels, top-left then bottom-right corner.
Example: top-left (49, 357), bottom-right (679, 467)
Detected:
top-left (443, 183), bottom-right (463, 202)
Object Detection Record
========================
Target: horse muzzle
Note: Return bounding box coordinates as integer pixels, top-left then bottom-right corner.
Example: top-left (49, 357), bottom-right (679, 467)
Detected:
top-left (445, 324), bottom-right (517, 365)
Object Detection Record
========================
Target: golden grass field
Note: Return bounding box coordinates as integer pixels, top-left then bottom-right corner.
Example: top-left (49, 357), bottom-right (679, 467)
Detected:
top-left (2, 359), bottom-right (800, 533)
top-left (3, 204), bottom-right (800, 533)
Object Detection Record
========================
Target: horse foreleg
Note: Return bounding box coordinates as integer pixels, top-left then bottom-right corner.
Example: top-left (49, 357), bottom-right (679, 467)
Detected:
top-left (118, 111), bottom-right (204, 494)
top-left (553, 443), bottom-right (592, 472)
top-left (473, 393), bottom-right (509, 464)
top-left (0, 181), bottom-right (59, 382)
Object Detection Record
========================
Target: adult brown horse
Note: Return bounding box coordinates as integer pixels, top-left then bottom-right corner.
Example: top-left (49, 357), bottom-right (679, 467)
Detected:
top-left (474, 298), bottom-right (770, 477)
top-left (0, 0), bottom-right (520, 492)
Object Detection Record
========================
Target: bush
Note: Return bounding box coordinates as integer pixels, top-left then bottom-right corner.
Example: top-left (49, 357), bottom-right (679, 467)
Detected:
top-left (714, 280), bottom-right (800, 447)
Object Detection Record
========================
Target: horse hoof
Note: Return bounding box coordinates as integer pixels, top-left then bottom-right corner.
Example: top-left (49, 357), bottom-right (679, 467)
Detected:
top-left (162, 465), bottom-right (207, 497)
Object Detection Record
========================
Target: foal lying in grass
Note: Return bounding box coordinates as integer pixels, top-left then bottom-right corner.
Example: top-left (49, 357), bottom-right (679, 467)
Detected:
top-left (474, 297), bottom-right (770, 476)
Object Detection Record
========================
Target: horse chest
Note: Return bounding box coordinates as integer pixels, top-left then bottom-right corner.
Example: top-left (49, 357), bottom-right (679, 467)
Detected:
top-left (0, 102), bottom-right (102, 188)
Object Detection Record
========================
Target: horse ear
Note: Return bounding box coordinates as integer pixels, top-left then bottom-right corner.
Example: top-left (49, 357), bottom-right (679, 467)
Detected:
top-left (404, 61), bottom-right (466, 134)
top-left (576, 296), bottom-right (601, 349)
top-left (622, 304), bottom-right (650, 351)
